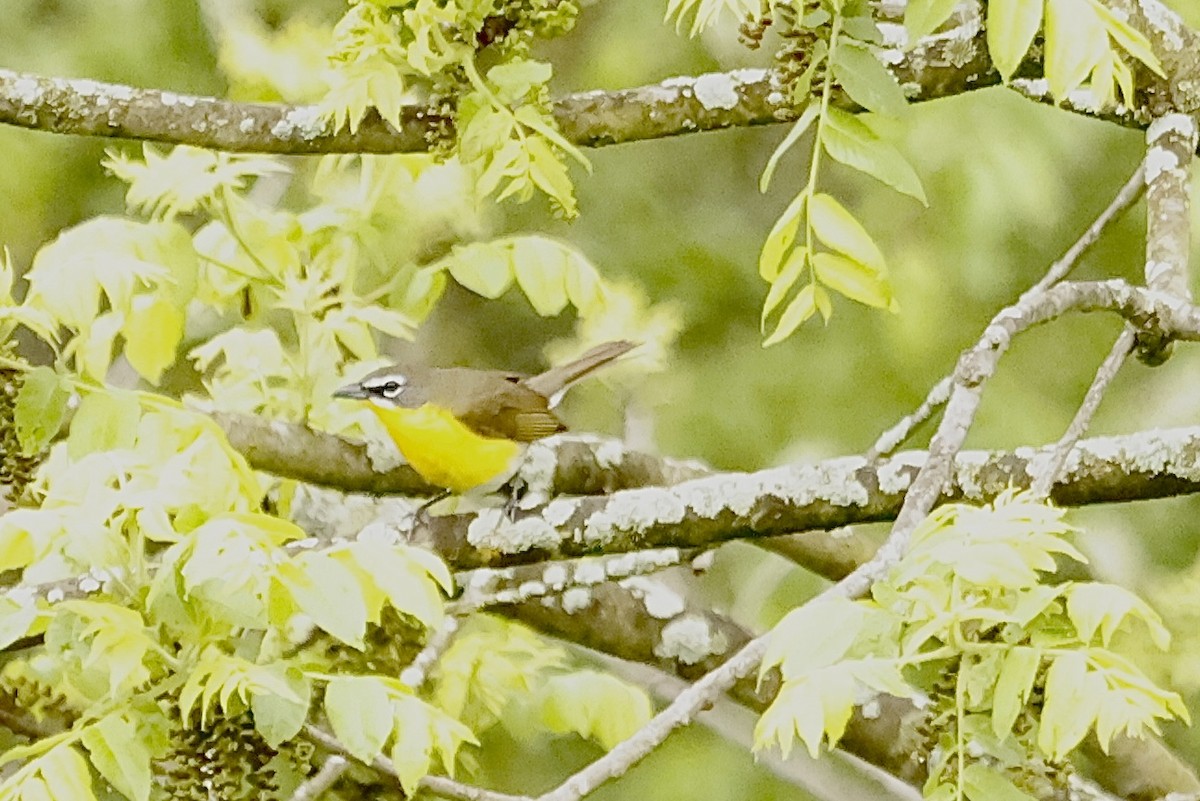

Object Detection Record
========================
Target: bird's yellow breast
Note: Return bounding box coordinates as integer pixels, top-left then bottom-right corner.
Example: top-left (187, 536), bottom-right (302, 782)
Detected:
top-left (369, 403), bottom-right (524, 494)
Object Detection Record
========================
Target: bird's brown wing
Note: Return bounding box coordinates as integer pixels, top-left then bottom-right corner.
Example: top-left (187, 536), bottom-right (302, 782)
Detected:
top-left (452, 381), bottom-right (567, 442)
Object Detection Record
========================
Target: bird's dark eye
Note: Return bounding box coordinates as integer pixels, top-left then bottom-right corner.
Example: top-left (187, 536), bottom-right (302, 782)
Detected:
top-left (381, 381), bottom-right (403, 398)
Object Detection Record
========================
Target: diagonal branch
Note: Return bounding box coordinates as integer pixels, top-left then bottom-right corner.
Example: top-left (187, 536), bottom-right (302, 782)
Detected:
top-left (514, 274), bottom-right (1200, 801)
top-left (867, 161), bottom-right (1147, 461)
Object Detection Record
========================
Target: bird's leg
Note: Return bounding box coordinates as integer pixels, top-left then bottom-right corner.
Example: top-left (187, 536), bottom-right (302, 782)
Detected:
top-left (410, 489), bottom-right (452, 530)
top-left (502, 475), bottom-right (528, 521)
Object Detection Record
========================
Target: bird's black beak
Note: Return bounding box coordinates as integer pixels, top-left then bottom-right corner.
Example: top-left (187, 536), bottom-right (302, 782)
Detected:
top-left (333, 383), bottom-right (369, 400)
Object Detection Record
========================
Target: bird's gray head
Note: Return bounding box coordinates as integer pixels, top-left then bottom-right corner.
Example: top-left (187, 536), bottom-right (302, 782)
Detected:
top-left (334, 368), bottom-right (420, 408)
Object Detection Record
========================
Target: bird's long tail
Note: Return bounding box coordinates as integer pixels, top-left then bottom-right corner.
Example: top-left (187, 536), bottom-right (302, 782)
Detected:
top-left (524, 340), bottom-right (637, 401)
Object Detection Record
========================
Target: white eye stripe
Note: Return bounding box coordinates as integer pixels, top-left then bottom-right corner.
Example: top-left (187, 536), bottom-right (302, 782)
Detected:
top-left (363, 374), bottom-right (407, 399)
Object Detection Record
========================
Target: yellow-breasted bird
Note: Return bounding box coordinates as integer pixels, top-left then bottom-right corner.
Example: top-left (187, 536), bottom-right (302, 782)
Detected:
top-left (333, 341), bottom-right (636, 500)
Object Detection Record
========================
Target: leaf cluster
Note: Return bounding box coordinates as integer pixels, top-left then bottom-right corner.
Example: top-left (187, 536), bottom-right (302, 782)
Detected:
top-left (320, 0), bottom-right (588, 216)
top-left (755, 492), bottom-right (1186, 801)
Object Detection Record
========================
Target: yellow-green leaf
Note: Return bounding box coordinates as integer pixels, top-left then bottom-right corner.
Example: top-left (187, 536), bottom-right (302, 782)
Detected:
top-left (821, 109), bottom-right (927, 204)
top-left (761, 249), bottom-right (807, 330)
top-left (39, 746), bottom-right (97, 801)
top-left (762, 599), bottom-right (865, 679)
top-left (1088, 0), bottom-right (1164, 77)
top-left (813, 252), bottom-right (895, 310)
top-left (759, 192), bottom-right (807, 281)
top-left (82, 714), bottom-right (152, 801)
top-left (538, 671), bottom-right (653, 750)
top-left (1044, 0), bottom-right (1109, 98)
top-left (122, 294), bottom-right (184, 385)
top-left (992, 647), bottom-right (1041, 739)
top-left (13, 366), bottom-right (70, 455)
top-left (512, 238), bottom-right (569, 316)
top-left (325, 676), bottom-right (394, 762)
top-left (809, 193), bottom-right (886, 272)
top-left (763, 283), bottom-right (817, 346)
top-left (832, 43), bottom-right (908, 117)
top-left (987, 0), bottom-right (1044, 81)
top-left (760, 104), bottom-right (820, 193)
top-left (68, 389), bottom-right (141, 460)
top-left (446, 243), bottom-right (514, 299)
top-left (276, 552), bottom-right (367, 648)
top-left (963, 764), bottom-right (1038, 801)
top-left (905, 0), bottom-right (962, 42)
top-left (1038, 651), bottom-right (1101, 760)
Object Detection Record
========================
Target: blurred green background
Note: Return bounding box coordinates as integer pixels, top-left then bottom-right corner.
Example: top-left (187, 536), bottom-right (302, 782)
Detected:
top-left (4, 1), bottom-right (1200, 797)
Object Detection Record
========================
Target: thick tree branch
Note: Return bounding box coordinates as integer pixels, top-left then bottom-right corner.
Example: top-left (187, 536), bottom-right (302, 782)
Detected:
top-left (215, 413), bottom-right (709, 496)
top-left (3, 1), bottom-right (1198, 155)
top-left (1136, 112), bottom-right (1197, 362)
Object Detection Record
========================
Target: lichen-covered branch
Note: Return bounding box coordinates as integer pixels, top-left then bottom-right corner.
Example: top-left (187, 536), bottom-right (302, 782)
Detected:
top-left (1136, 112), bottom-right (1197, 362)
top-left (215, 413), bottom-right (710, 496)
top-left (0, 2), bottom-right (1150, 157)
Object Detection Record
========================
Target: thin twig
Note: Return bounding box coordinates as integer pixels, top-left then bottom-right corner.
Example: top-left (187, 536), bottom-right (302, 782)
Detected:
top-left (400, 616), bottom-right (461, 690)
top-left (304, 725), bottom-right (532, 801)
top-left (288, 755), bottom-right (349, 801)
top-left (1030, 329), bottom-right (1136, 500)
top-left (866, 163), bottom-right (1146, 461)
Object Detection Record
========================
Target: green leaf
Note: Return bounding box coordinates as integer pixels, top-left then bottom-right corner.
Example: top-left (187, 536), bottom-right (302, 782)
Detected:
top-left (760, 104), bottom-right (820, 193)
top-left (991, 647), bottom-right (1041, 739)
top-left (809, 193), bottom-right (886, 272)
top-left (13, 366), bottom-right (70, 455)
top-left (388, 693), bottom-right (475, 793)
top-left (986, 0), bottom-right (1043, 81)
top-left (446, 243), bottom-right (515, 299)
top-left (813, 252), bottom-right (895, 310)
top-left (251, 665), bottom-right (311, 748)
top-left (275, 552), bottom-right (368, 648)
top-left (82, 714), bottom-right (152, 801)
top-left (488, 60), bottom-right (553, 105)
top-left (1088, 0), bottom-right (1165, 77)
top-left (336, 542), bottom-right (448, 629)
top-left (1066, 583), bottom-right (1170, 649)
top-left (832, 43), bottom-right (908, 117)
top-left (394, 266), bottom-right (447, 324)
top-left (904, 0), bottom-right (962, 42)
top-left (39, 745), bottom-right (97, 801)
top-left (754, 668), bottom-right (857, 758)
top-left (512, 238), bottom-right (570, 316)
top-left (763, 283), bottom-right (817, 346)
top-left (821, 109), bottom-right (927, 204)
top-left (0, 597), bottom-right (38, 649)
top-left (514, 105), bottom-right (590, 171)
top-left (1038, 651), bottom-right (1101, 760)
top-left (325, 676), bottom-right (394, 762)
top-left (122, 294), bottom-right (184, 385)
top-left (525, 135), bottom-right (580, 219)
top-left (68, 390), bottom-right (141, 461)
top-left (1044, 0), bottom-right (1109, 99)
top-left (762, 598), bottom-right (865, 679)
top-left (761, 249), bottom-right (807, 330)
top-left (538, 671), bottom-right (653, 749)
top-left (962, 764), bottom-right (1038, 801)
top-left (813, 284), bottom-right (833, 322)
top-left (759, 192), bottom-right (807, 281)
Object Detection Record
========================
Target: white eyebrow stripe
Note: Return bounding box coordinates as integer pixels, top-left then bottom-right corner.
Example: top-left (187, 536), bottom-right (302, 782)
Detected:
top-left (362, 374), bottom-right (408, 389)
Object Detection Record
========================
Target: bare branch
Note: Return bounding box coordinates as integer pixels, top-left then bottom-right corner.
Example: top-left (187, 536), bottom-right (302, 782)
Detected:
top-left (867, 163), bottom-right (1147, 461)
top-left (1031, 329), bottom-right (1136, 500)
top-left (287, 755), bottom-right (348, 801)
